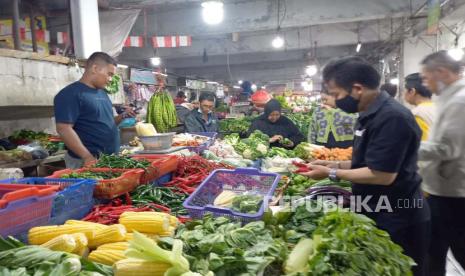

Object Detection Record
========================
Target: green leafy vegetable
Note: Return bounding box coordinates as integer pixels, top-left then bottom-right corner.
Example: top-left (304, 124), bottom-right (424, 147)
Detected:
top-left (104, 74), bottom-right (121, 94)
top-left (231, 194), bottom-right (263, 214)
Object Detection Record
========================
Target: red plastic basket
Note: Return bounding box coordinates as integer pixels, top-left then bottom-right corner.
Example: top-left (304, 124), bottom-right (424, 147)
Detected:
top-left (0, 184), bottom-right (58, 237)
top-left (131, 155), bottom-right (179, 183)
top-left (48, 168), bottom-right (144, 199)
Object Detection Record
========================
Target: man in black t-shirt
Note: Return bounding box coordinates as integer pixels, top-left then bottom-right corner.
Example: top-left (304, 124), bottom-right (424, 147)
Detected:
top-left (298, 57), bottom-right (430, 276)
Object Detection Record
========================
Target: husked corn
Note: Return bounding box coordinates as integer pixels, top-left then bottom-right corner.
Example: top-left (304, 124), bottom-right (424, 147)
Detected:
top-left (97, 242), bottom-right (129, 251)
top-left (65, 220), bottom-right (108, 230)
top-left (88, 224), bottom-right (127, 248)
top-left (29, 225), bottom-right (95, 245)
top-left (40, 234), bottom-right (76, 252)
top-left (119, 212), bottom-right (169, 234)
top-left (88, 249), bottom-right (126, 266)
top-left (113, 259), bottom-right (172, 276)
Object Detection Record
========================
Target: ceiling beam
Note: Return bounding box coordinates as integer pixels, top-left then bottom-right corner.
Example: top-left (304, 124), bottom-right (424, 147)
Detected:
top-left (130, 0), bottom-right (425, 37)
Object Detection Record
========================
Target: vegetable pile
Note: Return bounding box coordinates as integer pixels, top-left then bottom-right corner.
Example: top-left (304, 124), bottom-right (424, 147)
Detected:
top-left (287, 112), bottom-right (312, 137)
top-left (94, 154), bottom-right (150, 170)
top-left (219, 117), bottom-right (254, 135)
top-left (160, 214), bottom-right (288, 276)
top-left (213, 191), bottom-right (263, 214)
top-left (304, 209), bottom-right (415, 275)
top-left (104, 74), bottom-right (121, 94)
top-left (0, 236), bottom-right (113, 276)
top-left (130, 185), bottom-right (189, 217)
top-left (146, 90), bottom-right (177, 133)
top-left (293, 142), bottom-right (353, 161)
top-left (163, 155), bottom-right (232, 194)
top-left (60, 171), bottom-right (122, 180)
top-left (224, 130), bottom-right (270, 160)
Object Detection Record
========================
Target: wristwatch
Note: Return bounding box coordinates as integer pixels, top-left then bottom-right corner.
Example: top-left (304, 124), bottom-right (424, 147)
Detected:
top-left (329, 169), bottom-right (340, 182)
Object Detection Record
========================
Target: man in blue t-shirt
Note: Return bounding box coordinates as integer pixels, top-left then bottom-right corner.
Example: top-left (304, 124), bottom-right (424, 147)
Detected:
top-left (54, 52), bottom-right (133, 168)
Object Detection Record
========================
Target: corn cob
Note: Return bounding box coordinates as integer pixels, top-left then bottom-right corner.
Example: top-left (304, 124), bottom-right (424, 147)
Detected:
top-left (65, 220), bottom-right (108, 231)
top-left (29, 225), bottom-right (96, 245)
top-left (71, 233), bottom-right (88, 253)
top-left (119, 212), bottom-right (169, 234)
top-left (88, 249), bottom-right (126, 266)
top-left (124, 232), bottom-right (158, 241)
top-left (120, 212), bottom-right (178, 228)
top-left (113, 259), bottom-right (172, 276)
top-left (40, 234), bottom-right (76, 252)
top-left (97, 242), bottom-right (129, 251)
top-left (88, 224), bottom-right (127, 248)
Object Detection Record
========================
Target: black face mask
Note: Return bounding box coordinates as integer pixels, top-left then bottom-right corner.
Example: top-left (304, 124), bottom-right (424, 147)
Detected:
top-left (335, 94), bottom-right (359, 113)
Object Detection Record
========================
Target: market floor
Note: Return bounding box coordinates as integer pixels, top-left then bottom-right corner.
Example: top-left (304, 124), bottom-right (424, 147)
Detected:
top-left (447, 251), bottom-right (465, 276)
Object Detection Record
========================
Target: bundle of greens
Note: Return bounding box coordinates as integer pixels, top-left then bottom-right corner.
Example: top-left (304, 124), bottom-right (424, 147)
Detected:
top-left (293, 142), bottom-right (315, 160)
top-left (285, 174), bottom-right (319, 196)
top-left (224, 130), bottom-right (270, 160)
top-left (60, 171), bottom-right (122, 180)
top-left (94, 154), bottom-right (150, 170)
top-left (160, 215), bottom-right (288, 276)
top-left (307, 210), bottom-right (415, 275)
top-left (266, 147), bottom-right (296, 158)
top-left (0, 237), bottom-right (112, 276)
top-left (287, 113), bottom-right (312, 137)
top-left (104, 74), bottom-right (121, 94)
top-left (219, 117), bottom-right (254, 134)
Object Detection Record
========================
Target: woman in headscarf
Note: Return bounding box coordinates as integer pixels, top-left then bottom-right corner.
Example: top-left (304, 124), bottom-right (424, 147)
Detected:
top-left (247, 99), bottom-right (305, 148)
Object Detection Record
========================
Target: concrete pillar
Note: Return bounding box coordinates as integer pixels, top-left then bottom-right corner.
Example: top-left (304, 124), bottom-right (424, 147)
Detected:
top-left (402, 36), bottom-right (436, 77)
top-left (12, 0), bottom-right (22, 50)
top-left (29, 4), bottom-right (38, 53)
top-left (70, 0), bottom-right (101, 59)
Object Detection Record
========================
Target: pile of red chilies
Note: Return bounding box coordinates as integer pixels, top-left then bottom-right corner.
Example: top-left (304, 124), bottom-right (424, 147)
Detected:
top-left (83, 197), bottom-right (170, 225)
top-left (164, 155), bottom-right (232, 194)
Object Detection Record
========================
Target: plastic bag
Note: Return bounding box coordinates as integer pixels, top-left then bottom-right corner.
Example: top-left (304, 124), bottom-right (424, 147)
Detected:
top-left (17, 142), bottom-right (49, 160)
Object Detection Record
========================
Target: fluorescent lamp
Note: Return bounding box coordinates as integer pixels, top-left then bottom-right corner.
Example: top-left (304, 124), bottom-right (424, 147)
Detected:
top-left (356, 42), bottom-right (362, 53)
top-left (201, 1), bottom-right (224, 25)
top-left (305, 65), bottom-right (318, 76)
top-left (150, 57), bottom-right (161, 66)
top-left (448, 47), bottom-right (464, 61)
top-left (272, 36), bottom-right (284, 49)
top-left (117, 64), bottom-right (128, 69)
top-left (390, 78), bottom-right (399, 85)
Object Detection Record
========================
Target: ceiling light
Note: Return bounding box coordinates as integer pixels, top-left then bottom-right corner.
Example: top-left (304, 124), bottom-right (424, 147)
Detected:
top-left (150, 57), bottom-right (161, 66)
top-left (201, 1), bottom-right (224, 25)
top-left (251, 84), bottom-right (257, 91)
top-left (448, 47), bottom-right (464, 61)
top-left (390, 78), bottom-right (399, 85)
top-left (238, 80), bottom-right (243, 85)
top-left (305, 65), bottom-right (318, 76)
top-left (356, 42), bottom-right (362, 53)
top-left (272, 36), bottom-right (284, 49)
top-left (117, 64), bottom-right (128, 69)
top-left (233, 85), bottom-right (240, 89)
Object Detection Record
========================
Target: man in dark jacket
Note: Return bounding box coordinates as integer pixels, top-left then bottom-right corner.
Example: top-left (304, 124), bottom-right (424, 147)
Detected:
top-left (184, 93), bottom-right (219, 133)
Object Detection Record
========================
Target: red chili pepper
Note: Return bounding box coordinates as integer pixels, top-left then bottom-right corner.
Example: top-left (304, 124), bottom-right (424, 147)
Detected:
top-left (124, 192), bottom-right (132, 205)
top-left (295, 167), bottom-right (311, 173)
top-left (292, 161), bottom-right (308, 168)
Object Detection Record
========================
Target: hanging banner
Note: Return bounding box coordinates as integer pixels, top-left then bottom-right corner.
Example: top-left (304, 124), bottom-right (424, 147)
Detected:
top-left (152, 36), bottom-right (192, 48)
top-left (426, 0), bottom-right (440, 35)
top-left (130, 68), bottom-right (157, 84)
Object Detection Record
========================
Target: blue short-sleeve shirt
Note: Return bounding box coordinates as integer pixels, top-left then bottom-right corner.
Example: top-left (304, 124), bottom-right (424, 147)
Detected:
top-left (54, 81), bottom-right (119, 158)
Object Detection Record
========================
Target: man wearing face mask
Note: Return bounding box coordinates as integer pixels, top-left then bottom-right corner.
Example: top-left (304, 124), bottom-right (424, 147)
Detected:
top-left (184, 92), bottom-right (219, 133)
top-left (298, 57), bottom-right (430, 276)
top-left (54, 52), bottom-right (134, 169)
top-left (418, 51), bottom-right (465, 275)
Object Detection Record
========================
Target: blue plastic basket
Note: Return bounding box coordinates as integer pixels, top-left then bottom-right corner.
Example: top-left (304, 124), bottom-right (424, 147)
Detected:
top-left (185, 132), bottom-right (218, 154)
top-left (183, 168), bottom-right (281, 223)
top-left (0, 184), bottom-right (56, 238)
top-left (152, 173), bottom-right (173, 186)
top-left (0, 178), bottom-right (96, 225)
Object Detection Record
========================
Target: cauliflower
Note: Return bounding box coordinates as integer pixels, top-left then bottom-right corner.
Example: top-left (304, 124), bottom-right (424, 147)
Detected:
top-left (242, 149), bottom-right (254, 160)
top-left (256, 143), bottom-right (268, 155)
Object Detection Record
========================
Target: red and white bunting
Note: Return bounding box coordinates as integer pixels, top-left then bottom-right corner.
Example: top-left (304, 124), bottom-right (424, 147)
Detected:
top-left (152, 35), bottom-right (192, 48)
top-left (124, 36), bottom-right (144, 47)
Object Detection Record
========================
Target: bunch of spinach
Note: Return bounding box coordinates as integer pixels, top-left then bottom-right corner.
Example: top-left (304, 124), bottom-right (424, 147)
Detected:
top-left (308, 210), bottom-right (415, 275)
top-left (160, 214), bottom-right (288, 276)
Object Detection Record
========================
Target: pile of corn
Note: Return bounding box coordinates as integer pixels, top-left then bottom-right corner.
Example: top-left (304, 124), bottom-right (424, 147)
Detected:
top-left (28, 211), bottom-right (179, 269)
